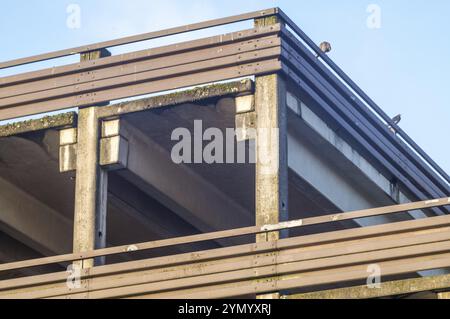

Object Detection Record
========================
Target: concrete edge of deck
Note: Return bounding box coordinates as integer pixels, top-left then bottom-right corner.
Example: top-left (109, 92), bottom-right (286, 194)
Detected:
top-left (97, 79), bottom-right (254, 119)
top-left (0, 112), bottom-right (77, 138)
top-left (0, 79), bottom-right (254, 137)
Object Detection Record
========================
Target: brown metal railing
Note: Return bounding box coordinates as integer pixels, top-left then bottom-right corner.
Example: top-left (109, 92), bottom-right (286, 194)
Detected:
top-left (0, 8), bottom-right (278, 70)
top-left (0, 198), bottom-right (449, 299)
top-left (1, 197), bottom-right (448, 273)
top-left (0, 24), bottom-right (281, 120)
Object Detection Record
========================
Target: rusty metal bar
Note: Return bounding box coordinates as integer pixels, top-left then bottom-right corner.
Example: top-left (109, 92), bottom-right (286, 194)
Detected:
top-left (0, 197), bottom-right (449, 274)
top-left (0, 8), bottom-right (279, 70)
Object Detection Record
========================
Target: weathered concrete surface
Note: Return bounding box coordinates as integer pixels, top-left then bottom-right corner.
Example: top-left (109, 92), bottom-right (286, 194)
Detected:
top-left (98, 80), bottom-right (254, 119)
top-left (72, 107), bottom-right (108, 268)
top-left (117, 120), bottom-right (253, 235)
top-left (0, 112), bottom-right (76, 138)
top-left (0, 175), bottom-right (73, 257)
top-left (255, 74), bottom-right (288, 242)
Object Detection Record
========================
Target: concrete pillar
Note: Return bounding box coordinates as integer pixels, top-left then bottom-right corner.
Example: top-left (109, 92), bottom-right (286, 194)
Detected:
top-left (254, 15), bottom-right (288, 299)
top-left (255, 73), bottom-right (288, 242)
top-left (72, 50), bottom-right (110, 268)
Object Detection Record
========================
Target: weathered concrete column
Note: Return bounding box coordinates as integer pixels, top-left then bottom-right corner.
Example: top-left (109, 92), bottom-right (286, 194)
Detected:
top-left (255, 74), bottom-right (288, 242)
top-left (254, 15), bottom-right (289, 299)
top-left (73, 107), bottom-right (108, 268)
top-left (73, 50), bottom-right (110, 268)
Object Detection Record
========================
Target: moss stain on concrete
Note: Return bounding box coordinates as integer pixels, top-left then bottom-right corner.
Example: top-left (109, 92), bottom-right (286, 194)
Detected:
top-left (0, 112), bottom-right (77, 137)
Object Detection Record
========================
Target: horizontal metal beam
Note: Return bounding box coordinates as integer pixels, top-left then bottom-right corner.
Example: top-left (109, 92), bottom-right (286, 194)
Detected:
top-left (0, 197), bottom-right (448, 274)
top-left (0, 8), bottom-right (279, 70)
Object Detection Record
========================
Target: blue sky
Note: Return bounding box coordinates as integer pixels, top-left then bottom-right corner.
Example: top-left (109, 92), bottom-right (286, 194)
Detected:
top-left (0, 0), bottom-right (449, 174)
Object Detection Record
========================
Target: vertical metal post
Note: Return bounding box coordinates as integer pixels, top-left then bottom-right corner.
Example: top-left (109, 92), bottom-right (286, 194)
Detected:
top-left (73, 49), bottom-right (110, 268)
top-left (254, 15), bottom-right (289, 299)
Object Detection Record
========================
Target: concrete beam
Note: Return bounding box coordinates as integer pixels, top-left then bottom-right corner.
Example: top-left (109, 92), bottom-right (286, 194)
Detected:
top-left (0, 112), bottom-right (76, 138)
top-left (0, 176), bottom-right (72, 256)
top-left (117, 120), bottom-right (253, 235)
top-left (286, 90), bottom-right (429, 221)
top-left (0, 232), bottom-right (63, 280)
